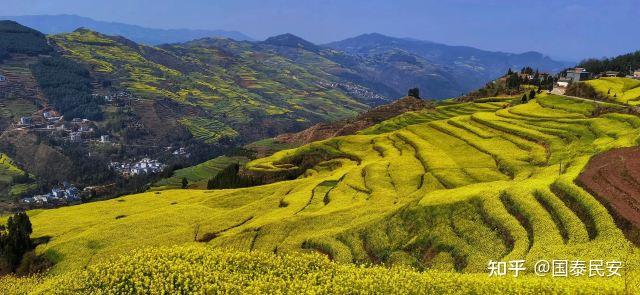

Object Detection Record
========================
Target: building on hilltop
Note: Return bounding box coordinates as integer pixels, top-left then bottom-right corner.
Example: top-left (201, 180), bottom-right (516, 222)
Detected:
top-left (565, 68), bottom-right (590, 82)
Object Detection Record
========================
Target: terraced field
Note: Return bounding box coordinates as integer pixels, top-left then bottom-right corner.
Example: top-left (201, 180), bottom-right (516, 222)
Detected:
top-left (0, 153), bottom-right (35, 205)
top-left (50, 29), bottom-right (371, 143)
top-left (7, 94), bottom-right (640, 292)
top-left (585, 77), bottom-right (640, 104)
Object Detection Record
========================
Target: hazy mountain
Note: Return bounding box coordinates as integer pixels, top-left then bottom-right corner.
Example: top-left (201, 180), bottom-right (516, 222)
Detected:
top-left (263, 33), bottom-right (323, 53)
top-left (0, 14), bottom-right (254, 44)
top-left (325, 33), bottom-right (574, 98)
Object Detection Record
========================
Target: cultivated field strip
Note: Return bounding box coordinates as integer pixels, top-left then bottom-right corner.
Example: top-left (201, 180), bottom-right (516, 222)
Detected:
top-left (25, 94), bottom-right (640, 274)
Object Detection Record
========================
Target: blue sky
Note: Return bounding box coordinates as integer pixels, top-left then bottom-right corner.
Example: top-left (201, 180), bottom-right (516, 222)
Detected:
top-left (3, 0), bottom-right (639, 61)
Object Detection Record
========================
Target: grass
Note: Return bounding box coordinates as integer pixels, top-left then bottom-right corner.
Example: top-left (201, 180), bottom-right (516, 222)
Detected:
top-left (585, 77), bottom-right (640, 104)
top-left (178, 117), bottom-right (239, 144)
top-left (8, 94), bottom-right (640, 292)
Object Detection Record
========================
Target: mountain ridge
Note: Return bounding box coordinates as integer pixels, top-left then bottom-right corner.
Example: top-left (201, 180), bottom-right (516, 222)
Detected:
top-left (0, 14), bottom-right (254, 45)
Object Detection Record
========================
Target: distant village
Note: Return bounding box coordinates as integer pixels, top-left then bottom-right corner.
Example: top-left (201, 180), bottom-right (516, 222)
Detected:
top-left (317, 81), bottom-right (387, 102)
top-left (20, 182), bottom-right (81, 207)
top-left (109, 158), bottom-right (167, 177)
top-left (12, 89), bottom-right (139, 144)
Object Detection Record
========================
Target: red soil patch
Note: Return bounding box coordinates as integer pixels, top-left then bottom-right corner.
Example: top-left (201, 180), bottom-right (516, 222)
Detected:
top-left (577, 146), bottom-right (640, 244)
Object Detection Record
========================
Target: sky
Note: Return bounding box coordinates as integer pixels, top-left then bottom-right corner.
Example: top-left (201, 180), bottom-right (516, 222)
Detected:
top-left (2, 0), bottom-right (639, 61)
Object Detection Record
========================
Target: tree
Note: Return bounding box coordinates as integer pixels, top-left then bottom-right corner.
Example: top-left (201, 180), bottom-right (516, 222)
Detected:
top-left (207, 163), bottom-right (263, 190)
top-left (408, 88), bottom-right (420, 99)
top-left (529, 89), bottom-right (536, 100)
top-left (521, 94), bottom-right (528, 103)
top-left (181, 177), bottom-right (189, 189)
top-left (0, 212), bottom-right (33, 272)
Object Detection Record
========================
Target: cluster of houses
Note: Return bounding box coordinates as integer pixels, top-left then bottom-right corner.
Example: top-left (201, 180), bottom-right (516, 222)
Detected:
top-left (21, 183), bottom-right (81, 207)
top-left (109, 158), bottom-right (167, 177)
top-left (317, 81), bottom-right (387, 102)
top-left (16, 110), bottom-right (108, 143)
top-left (94, 89), bottom-right (137, 106)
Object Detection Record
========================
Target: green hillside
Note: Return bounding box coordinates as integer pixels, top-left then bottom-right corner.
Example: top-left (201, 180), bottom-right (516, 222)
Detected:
top-left (0, 153), bottom-right (35, 204)
top-left (3, 93), bottom-right (640, 292)
top-left (152, 155), bottom-right (249, 190)
top-left (585, 77), bottom-right (640, 104)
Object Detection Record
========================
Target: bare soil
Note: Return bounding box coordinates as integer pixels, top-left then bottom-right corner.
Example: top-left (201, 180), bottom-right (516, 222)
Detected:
top-left (577, 146), bottom-right (640, 244)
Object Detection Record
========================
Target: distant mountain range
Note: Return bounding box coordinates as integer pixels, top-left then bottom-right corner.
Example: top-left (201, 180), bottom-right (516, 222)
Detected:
top-left (0, 15), bottom-right (572, 98)
top-left (324, 33), bottom-right (573, 98)
top-left (0, 14), bottom-right (254, 44)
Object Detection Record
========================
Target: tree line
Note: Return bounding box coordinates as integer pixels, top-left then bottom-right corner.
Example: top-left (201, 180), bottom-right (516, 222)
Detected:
top-left (206, 163), bottom-right (263, 190)
top-left (578, 50), bottom-right (640, 74)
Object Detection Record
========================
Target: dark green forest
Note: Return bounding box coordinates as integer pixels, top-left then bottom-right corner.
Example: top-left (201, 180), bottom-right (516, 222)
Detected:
top-left (31, 57), bottom-right (104, 120)
top-left (579, 50), bottom-right (640, 74)
top-left (0, 21), bottom-right (52, 62)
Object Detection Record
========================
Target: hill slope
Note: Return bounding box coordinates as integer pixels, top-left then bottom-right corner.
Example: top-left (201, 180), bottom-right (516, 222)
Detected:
top-left (50, 29), bottom-right (380, 144)
top-left (18, 94), bottom-right (640, 277)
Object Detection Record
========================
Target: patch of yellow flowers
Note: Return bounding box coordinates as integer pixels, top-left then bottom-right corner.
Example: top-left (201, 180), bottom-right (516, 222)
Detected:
top-left (1, 244), bottom-right (636, 294)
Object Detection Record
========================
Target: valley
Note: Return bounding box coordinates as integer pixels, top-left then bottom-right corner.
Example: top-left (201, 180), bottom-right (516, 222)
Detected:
top-left (1, 12), bottom-right (639, 294)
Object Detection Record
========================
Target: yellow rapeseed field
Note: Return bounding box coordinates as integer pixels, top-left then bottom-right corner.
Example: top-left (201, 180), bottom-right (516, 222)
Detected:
top-left (5, 94), bottom-right (640, 293)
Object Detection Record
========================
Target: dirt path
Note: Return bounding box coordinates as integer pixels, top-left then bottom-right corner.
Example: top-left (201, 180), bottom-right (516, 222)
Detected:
top-left (577, 147), bottom-right (640, 244)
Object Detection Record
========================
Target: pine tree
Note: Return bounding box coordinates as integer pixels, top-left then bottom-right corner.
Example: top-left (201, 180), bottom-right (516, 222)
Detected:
top-left (408, 88), bottom-right (420, 99)
top-left (181, 177), bottom-right (189, 189)
top-left (0, 212), bottom-right (33, 272)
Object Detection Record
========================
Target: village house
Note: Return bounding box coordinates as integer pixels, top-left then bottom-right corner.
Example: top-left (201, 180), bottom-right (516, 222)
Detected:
top-left (110, 158), bottom-right (166, 177)
top-left (70, 132), bottom-right (82, 142)
top-left (565, 68), bottom-right (590, 82)
top-left (518, 73), bottom-right (532, 80)
top-left (78, 125), bottom-right (92, 132)
top-left (634, 70), bottom-right (640, 79)
top-left (19, 116), bottom-right (32, 126)
top-left (100, 135), bottom-right (110, 143)
top-left (173, 147), bottom-right (189, 156)
top-left (604, 71), bottom-right (620, 77)
top-left (0, 74), bottom-right (6, 82)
